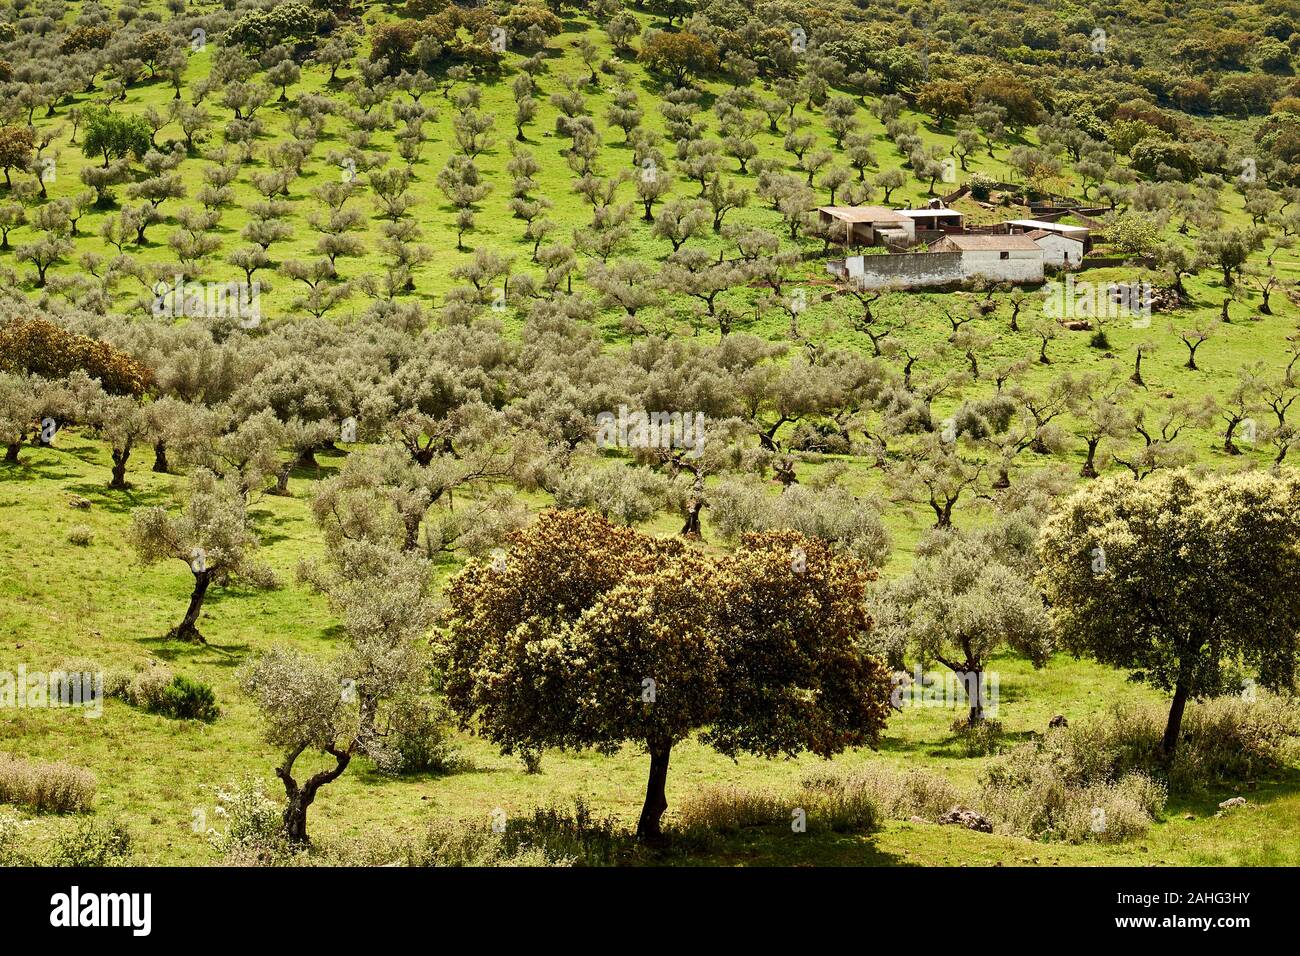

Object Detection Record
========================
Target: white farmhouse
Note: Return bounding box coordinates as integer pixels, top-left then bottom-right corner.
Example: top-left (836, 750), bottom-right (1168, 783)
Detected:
top-left (1023, 228), bottom-right (1085, 269)
top-left (1003, 218), bottom-right (1092, 251)
top-left (930, 234), bottom-right (1046, 283)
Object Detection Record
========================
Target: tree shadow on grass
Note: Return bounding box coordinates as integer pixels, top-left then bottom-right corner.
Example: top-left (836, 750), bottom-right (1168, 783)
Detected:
top-left (1161, 766), bottom-right (1300, 819)
top-left (139, 632), bottom-right (251, 664)
top-left (62, 481), bottom-right (170, 514)
top-left (0, 460), bottom-right (83, 483)
top-left (655, 827), bottom-right (911, 867)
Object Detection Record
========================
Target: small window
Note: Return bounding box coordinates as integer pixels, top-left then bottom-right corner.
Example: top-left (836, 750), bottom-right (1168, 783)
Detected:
top-left (999, 251), bottom-right (1010, 260)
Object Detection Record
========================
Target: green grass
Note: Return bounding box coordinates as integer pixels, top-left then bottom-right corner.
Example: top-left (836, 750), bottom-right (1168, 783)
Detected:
top-left (5, 2), bottom-right (1300, 866)
top-left (4, 432), bottom-right (1300, 866)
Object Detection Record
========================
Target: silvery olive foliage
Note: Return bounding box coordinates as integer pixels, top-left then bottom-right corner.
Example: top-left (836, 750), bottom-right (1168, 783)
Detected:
top-left (243, 539), bottom-right (439, 842)
top-left (884, 526), bottom-right (1052, 722)
top-left (128, 467), bottom-right (273, 641)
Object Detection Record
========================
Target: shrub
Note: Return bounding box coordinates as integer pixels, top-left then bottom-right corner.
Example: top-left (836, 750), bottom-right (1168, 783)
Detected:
top-left (0, 317), bottom-right (153, 397)
top-left (978, 712), bottom-right (1177, 843)
top-left (799, 764), bottom-right (962, 822)
top-left (108, 667), bottom-right (218, 722)
top-left (673, 786), bottom-right (788, 837)
top-left (404, 821), bottom-right (569, 867)
top-left (952, 717), bottom-right (1006, 757)
top-left (0, 753), bottom-right (96, 814)
top-left (980, 761), bottom-right (1165, 844)
top-left (380, 696), bottom-right (458, 776)
top-left (969, 172), bottom-right (996, 200)
top-left (47, 818), bottom-right (133, 866)
top-left (401, 799), bottom-right (629, 867)
top-left (0, 812), bottom-right (30, 866)
top-left (157, 675), bottom-right (219, 722)
top-left (208, 778), bottom-right (296, 866)
top-left (1107, 694), bottom-right (1300, 793)
top-left (674, 779), bottom-right (881, 839)
top-left (66, 524), bottom-right (94, 546)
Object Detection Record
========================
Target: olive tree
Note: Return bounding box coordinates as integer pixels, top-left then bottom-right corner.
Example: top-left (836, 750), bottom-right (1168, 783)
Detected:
top-left (127, 469), bottom-right (268, 641)
top-left (242, 541), bottom-right (436, 843)
top-left (886, 530), bottom-right (1051, 722)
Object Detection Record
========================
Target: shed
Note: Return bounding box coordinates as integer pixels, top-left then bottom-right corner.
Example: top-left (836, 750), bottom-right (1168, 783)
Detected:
top-left (817, 206), bottom-right (916, 246)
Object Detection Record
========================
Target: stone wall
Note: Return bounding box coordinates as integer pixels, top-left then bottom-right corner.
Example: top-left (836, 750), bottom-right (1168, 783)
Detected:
top-left (834, 251), bottom-right (965, 290)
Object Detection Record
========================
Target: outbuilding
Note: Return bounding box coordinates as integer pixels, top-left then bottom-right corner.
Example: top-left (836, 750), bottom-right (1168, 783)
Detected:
top-left (1023, 228), bottom-right (1085, 269)
top-left (817, 206), bottom-right (915, 246)
top-left (930, 234), bottom-right (1046, 283)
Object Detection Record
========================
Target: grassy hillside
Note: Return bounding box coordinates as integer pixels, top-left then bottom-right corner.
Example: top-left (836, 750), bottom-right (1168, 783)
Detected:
top-left (3, 0), bottom-right (1300, 867)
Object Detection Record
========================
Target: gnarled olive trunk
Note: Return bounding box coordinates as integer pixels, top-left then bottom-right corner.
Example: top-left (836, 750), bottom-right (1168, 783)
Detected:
top-left (277, 745), bottom-right (352, 845)
top-left (176, 569), bottom-right (210, 642)
top-left (109, 444), bottom-right (131, 489)
top-left (1081, 437), bottom-right (1100, 478)
top-left (636, 744), bottom-right (673, 842)
top-left (966, 668), bottom-right (986, 724)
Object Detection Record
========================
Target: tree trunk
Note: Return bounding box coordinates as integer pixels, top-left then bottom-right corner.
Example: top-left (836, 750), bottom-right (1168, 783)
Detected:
top-left (153, 441), bottom-right (169, 473)
top-left (277, 746), bottom-right (352, 846)
top-left (403, 513), bottom-right (421, 551)
top-left (1161, 680), bottom-right (1190, 758)
top-left (273, 460), bottom-right (293, 496)
top-left (967, 667), bottom-right (985, 724)
top-left (176, 570), bottom-right (210, 642)
top-left (680, 476), bottom-right (704, 538)
top-left (109, 446), bottom-right (130, 489)
top-left (636, 745), bottom-right (672, 842)
top-left (1081, 438), bottom-right (1100, 477)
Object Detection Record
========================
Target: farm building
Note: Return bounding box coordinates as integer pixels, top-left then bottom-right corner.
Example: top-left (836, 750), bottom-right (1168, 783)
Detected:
top-left (817, 206), bottom-right (915, 246)
top-left (1004, 218), bottom-right (1092, 252)
top-left (930, 234), bottom-right (1046, 283)
top-left (829, 235), bottom-right (1045, 290)
top-left (898, 206), bottom-right (965, 239)
top-left (1023, 228), bottom-right (1085, 269)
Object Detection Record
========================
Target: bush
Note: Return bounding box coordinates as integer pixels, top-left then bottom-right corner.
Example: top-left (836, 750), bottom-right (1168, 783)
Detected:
top-left (799, 764), bottom-right (962, 822)
top-left (401, 799), bottom-right (629, 867)
top-left (673, 786), bottom-right (788, 837)
top-left (952, 717), bottom-right (1006, 757)
top-left (404, 821), bottom-right (569, 867)
top-left (66, 524), bottom-right (94, 546)
top-left (978, 712), bottom-right (1177, 843)
top-left (47, 818), bottom-right (133, 866)
top-left (969, 172), bottom-right (996, 201)
top-left (0, 812), bottom-right (29, 866)
top-left (674, 778), bottom-right (881, 840)
top-left (380, 696), bottom-right (458, 776)
top-left (0, 753), bottom-right (96, 814)
top-left (1108, 694), bottom-right (1300, 793)
top-left (157, 675), bottom-right (219, 722)
top-left (980, 760), bottom-right (1165, 844)
top-left (108, 666), bottom-right (218, 722)
top-left (208, 778), bottom-right (296, 866)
